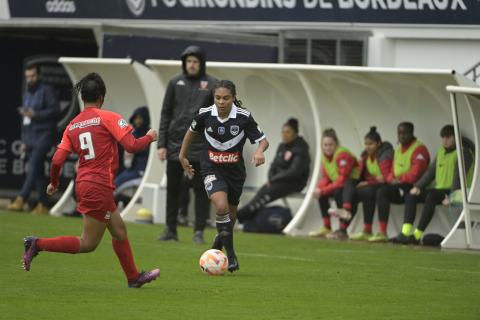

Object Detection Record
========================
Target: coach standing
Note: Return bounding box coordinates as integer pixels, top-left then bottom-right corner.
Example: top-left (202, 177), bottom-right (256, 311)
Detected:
top-left (8, 64), bottom-right (59, 214)
top-left (157, 46), bottom-right (217, 243)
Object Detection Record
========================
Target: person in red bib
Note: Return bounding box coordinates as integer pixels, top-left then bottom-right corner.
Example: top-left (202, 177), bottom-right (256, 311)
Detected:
top-left (371, 122), bottom-right (430, 242)
top-left (392, 125), bottom-right (474, 245)
top-left (346, 127), bottom-right (394, 241)
top-left (21, 73), bottom-right (160, 288)
top-left (309, 128), bottom-right (360, 240)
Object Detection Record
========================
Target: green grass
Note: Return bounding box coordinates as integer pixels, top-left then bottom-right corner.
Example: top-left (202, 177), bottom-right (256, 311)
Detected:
top-left (1, 210), bottom-right (479, 320)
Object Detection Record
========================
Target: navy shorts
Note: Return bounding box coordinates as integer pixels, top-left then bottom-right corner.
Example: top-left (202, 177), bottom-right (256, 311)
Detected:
top-left (202, 170), bottom-right (245, 206)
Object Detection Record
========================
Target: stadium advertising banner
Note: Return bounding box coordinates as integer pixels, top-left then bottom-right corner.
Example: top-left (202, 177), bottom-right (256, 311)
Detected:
top-left (7, 0), bottom-right (480, 24)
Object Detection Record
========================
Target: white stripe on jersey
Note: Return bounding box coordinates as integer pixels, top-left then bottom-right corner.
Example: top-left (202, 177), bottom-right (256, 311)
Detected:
top-left (204, 129), bottom-right (245, 151)
top-left (237, 108), bottom-right (250, 117)
top-left (199, 106), bottom-right (213, 114)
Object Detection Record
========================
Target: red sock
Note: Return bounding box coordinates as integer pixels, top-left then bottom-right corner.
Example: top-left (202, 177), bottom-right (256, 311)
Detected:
top-left (340, 222), bottom-right (349, 231)
top-left (379, 221), bottom-right (388, 234)
top-left (37, 236), bottom-right (80, 254)
top-left (343, 203), bottom-right (352, 211)
top-left (364, 224), bottom-right (372, 234)
top-left (112, 238), bottom-right (140, 283)
top-left (322, 217), bottom-right (331, 229)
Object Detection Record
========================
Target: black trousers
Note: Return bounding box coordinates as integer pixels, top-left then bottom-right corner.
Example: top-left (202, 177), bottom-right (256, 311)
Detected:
top-left (318, 183), bottom-right (358, 228)
top-left (376, 183), bottom-right (413, 223)
top-left (166, 160), bottom-right (210, 233)
top-left (20, 140), bottom-right (52, 205)
top-left (404, 188), bottom-right (449, 231)
top-left (237, 181), bottom-right (304, 223)
top-left (354, 184), bottom-right (383, 225)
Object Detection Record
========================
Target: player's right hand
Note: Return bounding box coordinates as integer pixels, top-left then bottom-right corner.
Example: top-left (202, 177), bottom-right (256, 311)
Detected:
top-left (180, 157), bottom-right (195, 179)
top-left (410, 186), bottom-right (421, 196)
top-left (46, 183), bottom-right (58, 196)
top-left (157, 147), bottom-right (167, 161)
top-left (147, 129), bottom-right (158, 142)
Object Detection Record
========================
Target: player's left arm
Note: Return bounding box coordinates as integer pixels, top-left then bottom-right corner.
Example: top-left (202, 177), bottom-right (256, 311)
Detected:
top-left (102, 110), bottom-right (156, 153)
top-left (245, 114), bottom-right (269, 167)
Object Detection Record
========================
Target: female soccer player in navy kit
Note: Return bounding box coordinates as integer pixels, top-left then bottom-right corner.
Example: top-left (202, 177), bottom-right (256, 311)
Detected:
top-left (179, 80), bottom-right (269, 272)
top-left (22, 73), bottom-right (160, 288)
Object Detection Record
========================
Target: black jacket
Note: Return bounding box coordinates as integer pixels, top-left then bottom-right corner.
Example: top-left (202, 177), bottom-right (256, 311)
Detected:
top-left (157, 46), bottom-right (218, 162)
top-left (268, 136), bottom-right (310, 187)
top-left (22, 81), bottom-right (59, 146)
top-left (129, 106), bottom-right (150, 171)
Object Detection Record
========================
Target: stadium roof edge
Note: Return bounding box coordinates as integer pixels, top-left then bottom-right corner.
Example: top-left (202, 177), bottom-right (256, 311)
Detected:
top-left (58, 57), bottom-right (133, 65)
top-left (145, 60), bottom-right (455, 75)
top-left (447, 85), bottom-right (480, 95)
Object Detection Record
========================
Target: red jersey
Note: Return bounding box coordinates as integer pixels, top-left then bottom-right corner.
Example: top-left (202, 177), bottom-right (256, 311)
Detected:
top-left (57, 107), bottom-right (133, 189)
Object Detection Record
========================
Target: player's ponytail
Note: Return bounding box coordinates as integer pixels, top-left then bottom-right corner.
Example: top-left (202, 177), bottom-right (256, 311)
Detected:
top-left (214, 80), bottom-right (243, 107)
top-left (73, 72), bottom-right (106, 103)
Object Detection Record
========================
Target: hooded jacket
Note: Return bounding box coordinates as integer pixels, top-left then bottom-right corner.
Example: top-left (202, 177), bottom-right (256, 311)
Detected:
top-left (157, 46), bottom-right (218, 161)
top-left (268, 136), bottom-right (311, 188)
top-left (129, 106), bottom-right (150, 171)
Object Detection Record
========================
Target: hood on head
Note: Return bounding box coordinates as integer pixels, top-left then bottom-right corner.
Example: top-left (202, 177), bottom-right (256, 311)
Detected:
top-left (129, 106), bottom-right (150, 135)
top-left (181, 45), bottom-right (206, 78)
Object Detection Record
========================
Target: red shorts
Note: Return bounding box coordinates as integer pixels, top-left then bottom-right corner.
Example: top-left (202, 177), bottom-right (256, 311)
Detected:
top-left (75, 181), bottom-right (116, 223)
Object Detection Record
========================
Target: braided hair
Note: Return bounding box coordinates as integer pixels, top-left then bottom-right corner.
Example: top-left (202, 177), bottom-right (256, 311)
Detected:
top-left (73, 72), bottom-right (106, 103)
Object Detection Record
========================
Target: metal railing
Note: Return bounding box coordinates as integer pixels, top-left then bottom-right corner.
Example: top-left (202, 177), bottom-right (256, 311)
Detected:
top-left (464, 61), bottom-right (480, 82)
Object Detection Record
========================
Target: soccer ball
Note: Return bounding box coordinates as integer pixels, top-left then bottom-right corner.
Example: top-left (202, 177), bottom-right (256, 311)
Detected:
top-left (199, 249), bottom-right (228, 275)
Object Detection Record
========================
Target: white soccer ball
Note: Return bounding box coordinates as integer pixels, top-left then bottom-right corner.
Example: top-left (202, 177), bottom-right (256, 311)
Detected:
top-left (199, 249), bottom-right (228, 276)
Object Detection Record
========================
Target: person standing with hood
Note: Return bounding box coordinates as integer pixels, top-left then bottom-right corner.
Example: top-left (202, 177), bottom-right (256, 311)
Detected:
top-left (157, 46), bottom-right (218, 243)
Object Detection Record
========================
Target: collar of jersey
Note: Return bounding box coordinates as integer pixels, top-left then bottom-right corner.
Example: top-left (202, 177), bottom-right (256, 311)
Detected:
top-left (211, 104), bottom-right (237, 123)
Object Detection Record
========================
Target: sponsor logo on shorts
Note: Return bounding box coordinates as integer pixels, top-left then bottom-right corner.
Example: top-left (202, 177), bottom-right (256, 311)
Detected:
top-left (204, 175), bottom-right (216, 192)
top-left (230, 125), bottom-right (240, 136)
top-left (105, 212), bottom-right (112, 220)
top-left (208, 150), bottom-right (240, 164)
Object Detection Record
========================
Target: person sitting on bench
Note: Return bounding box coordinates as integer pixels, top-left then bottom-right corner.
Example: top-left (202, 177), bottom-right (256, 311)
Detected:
top-left (237, 118), bottom-right (310, 223)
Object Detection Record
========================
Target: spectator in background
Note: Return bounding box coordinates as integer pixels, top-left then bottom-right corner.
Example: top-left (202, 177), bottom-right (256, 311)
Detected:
top-left (8, 64), bottom-right (59, 214)
top-left (115, 106), bottom-right (150, 188)
top-left (347, 127), bottom-right (394, 241)
top-left (371, 122), bottom-right (430, 242)
top-left (157, 45), bottom-right (218, 244)
top-left (237, 118), bottom-right (310, 223)
top-left (392, 125), bottom-right (474, 244)
top-left (309, 128), bottom-right (360, 240)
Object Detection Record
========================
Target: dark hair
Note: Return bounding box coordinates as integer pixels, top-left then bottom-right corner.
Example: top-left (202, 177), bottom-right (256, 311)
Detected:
top-left (284, 118), bottom-right (299, 134)
top-left (214, 80), bottom-right (242, 107)
top-left (365, 126), bottom-right (381, 143)
top-left (25, 63), bottom-right (40, 74)
top-left (322, 128), bottom-right (339, 144)
top-left (440, 124), bottom-right (455, 138)
top-left (398, 121), bottom-right (414, 134)
top-left (73, 72), bottom-right (106, 103)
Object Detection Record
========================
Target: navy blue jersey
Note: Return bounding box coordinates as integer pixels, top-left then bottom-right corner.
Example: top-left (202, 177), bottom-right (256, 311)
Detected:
top-left (189, 104), bottom-right (265, 177)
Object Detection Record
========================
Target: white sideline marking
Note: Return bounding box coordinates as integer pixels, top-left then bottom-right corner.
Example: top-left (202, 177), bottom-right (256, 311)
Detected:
top-left (414, 266), bottom-right (480, 275)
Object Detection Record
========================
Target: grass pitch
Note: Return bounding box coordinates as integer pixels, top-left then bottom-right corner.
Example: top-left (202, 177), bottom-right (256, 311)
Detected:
top-left (0, 210), bottom-right (479, 320)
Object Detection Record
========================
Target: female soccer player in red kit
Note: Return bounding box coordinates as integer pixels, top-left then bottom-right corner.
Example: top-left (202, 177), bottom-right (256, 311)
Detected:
top-left (22, 73), bottom-right (160, 288)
